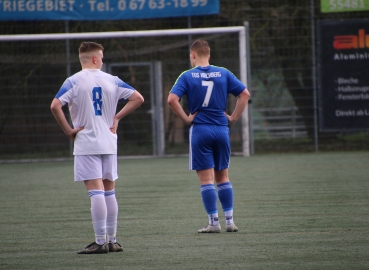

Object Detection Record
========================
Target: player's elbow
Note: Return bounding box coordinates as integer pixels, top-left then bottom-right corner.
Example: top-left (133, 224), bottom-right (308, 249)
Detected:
top-left (138, 94), bottom-right (144, 105)
top-left (130, 91), bottom-right (144, 105)
top-left (167, 93), bottom-right (178, 107)
top-left (50, 98), bottom-right (61, 113)
top-left (240, 89), bottom-right (251, 100)
top-left (137, 91), bottom-right (145, 103)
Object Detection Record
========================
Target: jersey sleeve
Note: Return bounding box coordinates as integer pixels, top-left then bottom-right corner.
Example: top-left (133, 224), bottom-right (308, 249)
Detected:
top-left (226, 70), bottom-right (246, 96)
top-left (170, 71), bottom-right (188, 99)
top-left (55, 79), bottom-right (74, 105)
top-left (116, 77), bottom-right (135, 100)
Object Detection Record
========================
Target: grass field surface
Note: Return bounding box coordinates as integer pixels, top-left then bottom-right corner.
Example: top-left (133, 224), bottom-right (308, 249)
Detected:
top-left (0, 152), bottom-right (368, 269)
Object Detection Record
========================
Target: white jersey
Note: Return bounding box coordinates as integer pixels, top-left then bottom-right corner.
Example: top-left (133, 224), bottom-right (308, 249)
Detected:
top-left (55, 69), bottom-right (135, 155)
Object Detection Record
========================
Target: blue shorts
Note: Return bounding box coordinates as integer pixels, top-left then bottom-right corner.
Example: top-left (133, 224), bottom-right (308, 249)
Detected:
top-left (189, 124), bottom-right (230, 171)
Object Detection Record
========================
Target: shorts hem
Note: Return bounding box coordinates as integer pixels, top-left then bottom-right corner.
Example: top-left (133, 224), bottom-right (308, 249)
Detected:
top-left (74, 177), bottom-right (118, 182)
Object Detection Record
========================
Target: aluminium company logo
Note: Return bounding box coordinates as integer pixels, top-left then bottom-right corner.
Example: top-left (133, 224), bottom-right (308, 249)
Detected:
top-left (332, 28), bottom-right (369, 60)
top-left (333, 29), bottom-right (369, 50)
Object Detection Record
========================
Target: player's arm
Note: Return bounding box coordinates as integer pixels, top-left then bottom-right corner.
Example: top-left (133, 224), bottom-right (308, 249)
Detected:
top-left (167, 93), bottom-right (197, 125)
top-left (225, 88), bottom-right (250, 124)
top-left (110, 90), bottom-right (144, 134)
top-left (50, 98), bottom-right (84, 141)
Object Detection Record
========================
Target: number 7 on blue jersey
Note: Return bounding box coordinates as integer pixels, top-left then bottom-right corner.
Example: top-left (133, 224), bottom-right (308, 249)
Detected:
top-left (202, 80), bottom-right (214, 107)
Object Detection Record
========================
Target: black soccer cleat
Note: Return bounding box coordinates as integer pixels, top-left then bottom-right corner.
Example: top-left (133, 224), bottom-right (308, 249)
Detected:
top-left (108, 241), bottom-right (124, 252)
top-left (77, 242), bottom-right (109, 254)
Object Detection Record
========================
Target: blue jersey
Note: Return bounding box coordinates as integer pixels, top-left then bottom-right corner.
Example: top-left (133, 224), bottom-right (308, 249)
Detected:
top-left (170, 65), bottom-right (246, 126)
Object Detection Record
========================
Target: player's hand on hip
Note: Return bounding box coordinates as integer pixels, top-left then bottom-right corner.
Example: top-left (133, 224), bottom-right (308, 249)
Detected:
top-left (186, 112), bottom-right (198, 125)
top-left (67, 126), bottom-right (84, 142)
top-left (110, 118), bottom-right (119, 134)
top-left (225, 112), bottom-right (235, 124)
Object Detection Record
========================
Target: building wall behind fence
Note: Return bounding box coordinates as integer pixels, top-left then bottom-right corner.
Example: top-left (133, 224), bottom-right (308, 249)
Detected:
top-left (1, 0), bottom-right (369, 160)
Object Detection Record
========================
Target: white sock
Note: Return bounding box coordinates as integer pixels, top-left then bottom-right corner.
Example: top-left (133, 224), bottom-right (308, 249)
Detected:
top-left (89, 190), bottom-right (107, 245)
top-left (208, 213), bottom-right (220, 226)
top-left (224, 210), bottom-right (234, 225)
top-left (93, 220), bottom-right (107, 245)
top-left (105, 189), bottom-right (118, 243)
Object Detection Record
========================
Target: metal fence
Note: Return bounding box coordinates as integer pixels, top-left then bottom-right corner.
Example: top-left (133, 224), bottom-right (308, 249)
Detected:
top-left (1, 0), bottom-right (369, 161)
top-left (253, 107), bottom-right (307, 139)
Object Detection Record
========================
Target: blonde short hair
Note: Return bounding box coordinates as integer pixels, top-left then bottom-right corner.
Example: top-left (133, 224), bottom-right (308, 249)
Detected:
top-left (79, 41), bottom-right (104, 54)
top-left (190, 39), bottom-right (210, 57)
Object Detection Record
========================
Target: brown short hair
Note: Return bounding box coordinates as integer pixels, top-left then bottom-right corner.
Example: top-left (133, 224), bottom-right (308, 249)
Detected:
top-left (79, 41), bottom-right (104, 54)
top-left (190, 39), bottom-right (210, 57)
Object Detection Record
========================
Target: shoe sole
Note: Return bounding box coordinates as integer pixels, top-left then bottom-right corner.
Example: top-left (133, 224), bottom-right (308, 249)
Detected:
top-left (198, 227), bottom-right (221, 233)
top-left (77, 243), bottom-right (109, 254)
top-left (226, 226), bottom-right (238, 232)
top-left (198, 230), bottom-right (221, 233)
top-left (108, 247), bottom-right (123, 252)
top-left (77, 249), bottom-right (108, 254)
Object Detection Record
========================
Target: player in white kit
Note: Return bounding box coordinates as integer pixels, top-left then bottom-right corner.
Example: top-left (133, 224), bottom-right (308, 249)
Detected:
top-left (51, 42), bottom-right (144, 254)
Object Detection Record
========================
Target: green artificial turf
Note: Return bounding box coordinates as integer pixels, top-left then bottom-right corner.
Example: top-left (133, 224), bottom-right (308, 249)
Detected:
top-left (0, 152), bottom-right (368, 269)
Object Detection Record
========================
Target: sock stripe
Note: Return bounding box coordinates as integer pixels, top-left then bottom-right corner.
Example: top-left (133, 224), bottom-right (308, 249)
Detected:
top-left (88, 190), bottom-right (104, 197)
top-left (217, 182), bottom-right (232, 191)
top-left (200, 184), bottom-right (215, 193)
top-left (104, 189), bottom-right (115, 197)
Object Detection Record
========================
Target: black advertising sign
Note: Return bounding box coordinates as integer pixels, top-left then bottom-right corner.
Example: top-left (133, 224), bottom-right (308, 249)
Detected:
top-left (318, 19), bottom-right (369, 131)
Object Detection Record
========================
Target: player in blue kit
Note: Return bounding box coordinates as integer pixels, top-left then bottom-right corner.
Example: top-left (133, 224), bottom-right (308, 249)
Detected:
top-left (51, 42), bottom-right (144, 253)
top-left (168, 39), bottom-right (250, 233)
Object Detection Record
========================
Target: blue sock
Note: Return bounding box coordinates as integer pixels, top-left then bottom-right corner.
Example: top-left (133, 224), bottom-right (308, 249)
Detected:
top-left (200, 184), bottom-right (218, 215)
top-left (217, 182), bottom-right (234, 212)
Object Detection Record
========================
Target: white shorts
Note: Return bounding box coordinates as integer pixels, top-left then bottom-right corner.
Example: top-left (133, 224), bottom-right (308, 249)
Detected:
top-left (74, 154), bottom-right (118, 182)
